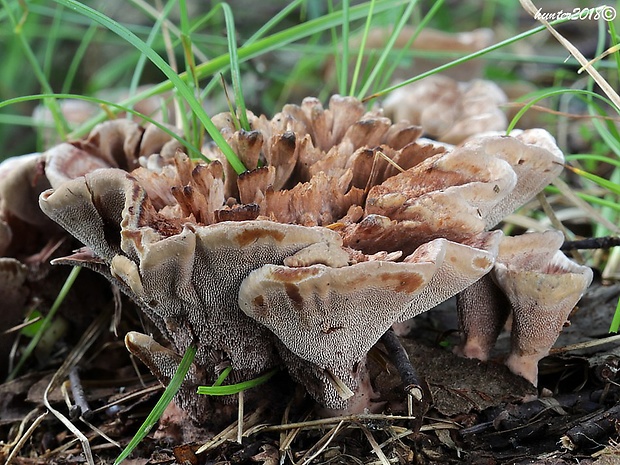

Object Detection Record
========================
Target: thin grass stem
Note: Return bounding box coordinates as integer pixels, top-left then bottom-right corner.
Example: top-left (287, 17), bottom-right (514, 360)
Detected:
top-left (197, 368), bottom-right (278, 396)
top-left (0, 93), bottom-right (204, 159)
top-left (7, 266), bottom-right (81, 382)
top-left (219, 2), bottom-right (250, 130)
top-left (2, 0), bottom-right (69, 138)
top-left (350, 0), bottom-right (373, 96)
top-left (357, 0), bottom-right (419, 99)
top-left (364, 17), bottom-right (569, 102)
top-left (114, 344), bottom-right (197, 465)
top-left (52, 0), bottom-right (247, 174)
top-left (67, 0), bottom-right (406, 138)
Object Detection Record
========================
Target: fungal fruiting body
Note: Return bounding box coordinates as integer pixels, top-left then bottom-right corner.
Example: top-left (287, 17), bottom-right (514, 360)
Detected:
top-left (35, 95), bottom-right (592, 416)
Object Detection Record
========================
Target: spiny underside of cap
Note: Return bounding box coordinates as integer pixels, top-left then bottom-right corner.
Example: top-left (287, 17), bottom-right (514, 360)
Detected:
top-left (34, 95), bottom-right (591, 417)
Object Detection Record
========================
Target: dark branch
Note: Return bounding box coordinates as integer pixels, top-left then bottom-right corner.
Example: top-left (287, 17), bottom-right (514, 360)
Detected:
top-left (561, 236), bottom-right (620, 251)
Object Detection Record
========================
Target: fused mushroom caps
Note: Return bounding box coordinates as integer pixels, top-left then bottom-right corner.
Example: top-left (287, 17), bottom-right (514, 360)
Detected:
top-left (44, 143), bottom-right (111, 189)
top-left (0, 121), bottom-right (180, 256)
top-left (454, 230), bottom-right (558, 360)
top-left (40, 168), bottom-right (360, 419)
top-left (456, 231), bottom-right (561, 362)
top-left (342, 132), bottom-right (564, 255)
top-left (205, 94), bottom-right (438, 205)
top-left (36, 98), bottom-right (585, 414)
top-left (238, 237), bottom-right (496, 411)
top-left (0, 153), bottom-right (61, 257)
top-left (44, 120), bottom-right (183, 188)
top-left (0, 153), bottom-right (52, 229)
top-left (398, 232), bottom-right (502, 321)
top-left (39, 170), bottom-right (132, 261)
top-left (466, 130), bottom-right (565, 229)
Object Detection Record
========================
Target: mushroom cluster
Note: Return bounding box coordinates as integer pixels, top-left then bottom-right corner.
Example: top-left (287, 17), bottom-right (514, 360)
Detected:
top-left (35, 95), bottom-right (592, 419)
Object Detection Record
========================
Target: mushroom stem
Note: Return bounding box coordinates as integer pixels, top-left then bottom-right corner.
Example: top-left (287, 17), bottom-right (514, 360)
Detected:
top-left (455, 274), bottom-right (511, 361)
top-left (380, 329), bottom-right (424, 402)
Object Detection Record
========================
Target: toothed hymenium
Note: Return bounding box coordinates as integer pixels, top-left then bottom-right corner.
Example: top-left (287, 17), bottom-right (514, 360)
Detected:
top-left (32, 95), bottom-right (592, 419)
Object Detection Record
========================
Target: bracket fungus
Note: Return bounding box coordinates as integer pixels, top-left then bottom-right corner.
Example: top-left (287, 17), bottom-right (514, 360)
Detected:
top-left (238, 237), bottom-right (497, 412)
top-left (457, 231), bottom-right (593, 385)
top-left (36, 94), bottom-right (592, 418)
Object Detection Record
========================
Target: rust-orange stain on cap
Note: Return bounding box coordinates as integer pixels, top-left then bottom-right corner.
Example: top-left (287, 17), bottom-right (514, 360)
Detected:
top-left (234, 227), bottom-right (286, 247)
top-left (380, 271), bottom-right (424, 293)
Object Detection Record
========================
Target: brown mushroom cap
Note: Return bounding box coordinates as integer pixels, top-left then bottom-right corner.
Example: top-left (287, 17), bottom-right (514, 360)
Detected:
top-left (0, 153), bottom-right (51, 228)
top-left (383, 75), bottom-right (507, 144)
top-left (342, 131), bottom-right (565, 256)
top-left (398, 232), bottom-right (501, 321)
top-left (35, 98), bottom-right (583, 416)
top-left (239, 260), bottom-right (437, 366)
top-left (40, 168), bottom-right (363, 419)
top-left (44, 143), bottom-right (111, 188)
top-left (238, 235), bottom-right (499, 411)
top-left (455, 230), bottom-right (564, 361)
top-left (494, 237), bottom-right (593, 386)
top-left (464, 131), bottom-right (565, 229)
top-left (39, 169), bottom-right (132, 261)
top-left (238, 248), bottom-right (439, 410)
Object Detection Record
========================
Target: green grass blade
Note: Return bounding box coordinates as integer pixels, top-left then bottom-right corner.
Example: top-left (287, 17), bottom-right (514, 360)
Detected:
top-left (327, 0), bottom-right (342, 95)
top-left (179, 0), bottom-right (203, 149)
top-left (127, 0), bottom-right (211, 64)
top-left (52, 0), bottom-right (247, 174)
top-left (43, 3), bottom-right (64, 78)
top-left (197, 368), bottom-right (278, 396)
top-left (564, 165), bottom-right (620, 196)
top-left (220, 2), bottom-right (250, 131)
top-left (586, 98), bottom-right (620, 159)
top-left (340, 0), bottom-right (350, 96)
top-left (357, 0), bottom-right (419, 99)
top-left (610, 297), bottom-right (620, 333)
top-left (68, 0), bottom-right (407, 138)
top-left (245, 0), bottom-right (306, 46)
top-left (608, 20), bottom-right (620, 72)
top-left (350, 0), bottom-right (373, 96)
top-left (2, 0), bottom-right (69, 139)
top-left (275, 31), bottom-right (323, 108)
top-left (7, 266), bottom-right (81, 382)
top-left (0, 93), bottom-right (205, 160)
top-left (220, 74), bottom-right (242, 130)
top-left (507, 88), bottom-right (618, 133)
top-left (566, 154), bottom-right (620, 169)
top-left (127, 0), bottom-right (177, 107)
top-left (544, 185), bottom-right (620, 213)
top-left (376, 0), bottom-right (444, 92)
top-left (114, 343), bottom-right (197, 465)
top-left (61, 22), bottom-right (98, 94)
top-left (365, 17), bottom-right (570, 102)
top-left (213, 366), bottom-right (233, 387)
